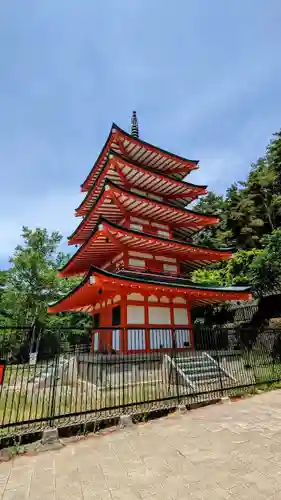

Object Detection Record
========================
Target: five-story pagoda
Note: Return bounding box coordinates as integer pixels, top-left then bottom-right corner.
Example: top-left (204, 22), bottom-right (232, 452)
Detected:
top-left (49, 113), bottom-right (251, 353)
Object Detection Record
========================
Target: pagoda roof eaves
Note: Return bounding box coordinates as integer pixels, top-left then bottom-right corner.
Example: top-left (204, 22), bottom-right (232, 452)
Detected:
top-left (80, 122), bottom-right (199, 192)
top-left (115, 268), bottom-right (251, 292)
top-left (94, 265), bottom-right (252, 293)
top-left (49, 264), bottom-right (252, 313)
top-left (76, 149), bottom-right (207, 215)
top-left (69, 180), bottom-right (218, 244)
top-left (105, 180), bottom-right (217, 220)
top-left (60, 216), bottom-right (102, 273)
top-left (48, 268), bottom-right (91, 310)
top-left (111, 122), bottom-right (199, 167)
top-left (61, 217), bottom-right (233, 276)
top-left (108, 149), bottom-right (206, 189)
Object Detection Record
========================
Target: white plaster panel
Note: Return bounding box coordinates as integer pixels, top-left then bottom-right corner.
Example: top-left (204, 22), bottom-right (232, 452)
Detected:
top-left (160, 296), bottom-right (170, 303)
top-left (129, 258), bottom-right (145, 268)
top-left (148, 306), bottom-right (171, 325)
top-left (148, 295), bottom-right (158, 302)
top-left (155, 256), bottom-right (176, 263)
top-left (157, 230), bottom-right (170, 238)
top-left (127, 305), bottom-right (145, 324)
top-left (163, 264), bottom-right (177, 273)
top-left (130, 223), bottom-right (143, 232)
top-left (174, 308), bottom-right (189, 325)
top-left (129, 251), bottom-right (153, 259)
top-left (173, 297), bottom-right (186, 304)
top-left (127, 293), bottom-right (144, 301)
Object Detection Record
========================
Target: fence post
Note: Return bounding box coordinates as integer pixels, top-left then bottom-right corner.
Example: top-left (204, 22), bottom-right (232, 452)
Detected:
top-left (172, 328), bottom-right (180, 405)
top-left (217, 327), bottom-right (224, 398)
top-left (251, 343), bottom-right (257, 384)
top-left (49, 353), bottom-right (59, 427)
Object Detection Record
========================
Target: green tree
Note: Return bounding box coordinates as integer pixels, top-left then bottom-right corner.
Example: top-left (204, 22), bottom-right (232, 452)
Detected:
top-left (245, 159), bottom-right (281, 233)
top-left (192, 249), bottom-right (261, 288)
top-left (193, 131), bottom-right (281, 251)
top-left (249, 229), bottom-right (281, 296)
top-left (224, 249), bottom-right (262, 286)
top-left (0, 270), bottom-right (11, 319)
top-left (223, 184), bottom-right (264, 249)
top-left (190, 267), bottom-right (224, 286)
top-left (5, 227), bottom-right (63, 325)
top-left (0, 270), bottom-right (8, 302)
top-left (0, 227), bottom-right (91, 359)
top-left (266, 130), bottom-right (281, 195)
top-left (193, 192), bottom-right (231, 248)
top-left (3, 227), bottom-right (89, 327)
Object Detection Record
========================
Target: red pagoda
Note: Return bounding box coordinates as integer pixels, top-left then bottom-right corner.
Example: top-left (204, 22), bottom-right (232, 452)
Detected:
top-left (49, 112), bottom-right (251, 353)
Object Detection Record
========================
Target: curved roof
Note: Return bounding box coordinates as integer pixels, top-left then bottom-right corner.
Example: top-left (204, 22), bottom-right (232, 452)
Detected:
top-left (81, 123), bottom-right (199, 192)
top-left (69, 181), bottom-right (218, 245)
top-left (76, 150), bottom-right (207, 216)
top-left (49, 265), bottom-right (252, 313)
top-left (61, 218), bottom-right (232, 277)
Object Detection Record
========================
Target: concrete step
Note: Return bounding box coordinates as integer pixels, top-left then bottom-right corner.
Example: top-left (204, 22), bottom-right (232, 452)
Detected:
top-left (164, 352), bottom-right (233, 389)
top-left (175, 358), bottom-right (214, 367)
top-left (177, 360), bottom-right (219, 371)
top-left (188, 370), bottom-right (226, 381)
top-left (176, 361), bottom-right (214, 370)
top-left (181, 366), bottom-right (221, 377)
top-left (176, 356), bottom-right (227, 383)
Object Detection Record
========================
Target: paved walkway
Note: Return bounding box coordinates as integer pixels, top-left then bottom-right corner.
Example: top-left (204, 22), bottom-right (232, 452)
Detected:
top-left (2, 391), bottom-right (281, 499)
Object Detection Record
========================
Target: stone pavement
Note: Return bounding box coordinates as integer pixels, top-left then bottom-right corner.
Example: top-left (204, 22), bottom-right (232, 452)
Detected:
top-left (2, 391), bottom-right (281, 499)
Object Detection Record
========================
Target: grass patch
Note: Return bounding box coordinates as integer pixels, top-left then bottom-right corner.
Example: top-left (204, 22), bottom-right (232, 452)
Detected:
top-left (0, 376), bottom-right (181, 437)
top-left (254, 363), bottom-right (281, 383)
top-left (2, 356), bottom-right (281, 441)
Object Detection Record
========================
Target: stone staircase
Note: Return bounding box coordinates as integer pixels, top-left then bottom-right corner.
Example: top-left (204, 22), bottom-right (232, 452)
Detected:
top-left (163, 352), bottom-right (234, 390)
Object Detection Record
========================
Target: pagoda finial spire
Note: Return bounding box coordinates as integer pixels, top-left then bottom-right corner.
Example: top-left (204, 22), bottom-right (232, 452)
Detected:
top-left (131, 111), bottom-right (139, 138)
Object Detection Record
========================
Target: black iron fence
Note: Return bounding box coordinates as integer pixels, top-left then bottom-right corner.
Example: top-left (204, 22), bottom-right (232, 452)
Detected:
top-left (231, 305), bottom-right (259, 323)
top-left (1, 325), bottom-right (281, 443)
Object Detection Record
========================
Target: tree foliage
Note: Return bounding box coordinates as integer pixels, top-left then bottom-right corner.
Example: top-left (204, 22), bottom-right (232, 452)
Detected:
top-left (249, 230), bottom-right (281, 296)
top-left (192, 129), bottom-right (281, 298)
top-left (0, 227), bottom-right (90, 337)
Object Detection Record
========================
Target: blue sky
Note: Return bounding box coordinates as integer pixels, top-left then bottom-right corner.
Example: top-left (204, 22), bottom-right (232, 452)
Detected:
top-left (1, 0), bottom-right (281, 268)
